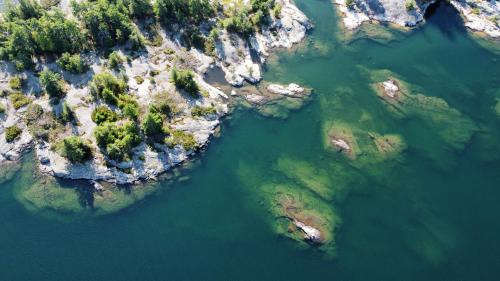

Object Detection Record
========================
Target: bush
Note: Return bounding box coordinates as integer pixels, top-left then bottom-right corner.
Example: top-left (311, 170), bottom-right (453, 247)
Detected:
top-left (142, 109), bottom-right (164, 137)
top-left (129, 28), bottom-right (146, 51)
top-left (165, 130), bottom-right (197, 151)
top-left (0, 104), bottom-right (5, 114)
top-left (94, 121), bottom-right (141, 160)
top-left (59, 102), bottom-right (75, 124)
top-left (272, 3), bottom-right (282, 18)
top-left (9, 92), bottom-right (32, 109)
top-left (151, 100), bottom-right (175, 118)
top-left (91, 106), bottom-right (117, 124)
top-left (171, 68), bottom-right (199, 97)
top-left (40, 69), bottom-right (65, 98)
top-left (57, 53), bottom-right (88, 74)
top-left (24, 103), bottom-right (43, 124)
top-left (5, 125), bottom-right (22, 142)
top-left (9, 76), bottom-right (23, 90)
top-left (405, 0), bottom-right (415, 11)
top-left (117, 95), bottom-right (139, 119)
top-left (191, 105), bottom-right (216, 117)
top-left (345, 0), bottom-right (355, 7)
top-left (89, 72), bottom-right (127, 104)
top-left (58, 136), bottom-right (92, 163)
top-left (108, 51), bottom-right (125, 69)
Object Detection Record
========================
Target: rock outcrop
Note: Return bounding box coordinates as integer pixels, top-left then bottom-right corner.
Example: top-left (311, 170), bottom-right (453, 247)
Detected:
top-left (217, 0), bottom-right (312, 85)
top-left (335, 0), bottom-right (500, 38)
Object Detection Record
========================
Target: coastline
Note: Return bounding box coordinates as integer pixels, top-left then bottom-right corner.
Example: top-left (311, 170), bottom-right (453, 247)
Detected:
top-left (0, 0), bottom-right (313, 185)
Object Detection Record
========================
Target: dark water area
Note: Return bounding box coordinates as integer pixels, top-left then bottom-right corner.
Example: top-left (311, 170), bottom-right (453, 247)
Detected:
top-left (1, 0), bottom-right (500, 280)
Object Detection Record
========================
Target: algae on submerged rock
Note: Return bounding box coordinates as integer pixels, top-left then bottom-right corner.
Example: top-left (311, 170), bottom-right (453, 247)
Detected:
top-left (261, 183), bottom-right (341, 255)
top-left (370, 69), bottom-right (477, 151)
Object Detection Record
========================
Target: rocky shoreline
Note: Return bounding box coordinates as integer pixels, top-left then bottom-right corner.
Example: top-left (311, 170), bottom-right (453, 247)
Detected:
top-left (334, 0), bottom-right (500, 38)
top-left (0, 0), bottom-right (312, 185)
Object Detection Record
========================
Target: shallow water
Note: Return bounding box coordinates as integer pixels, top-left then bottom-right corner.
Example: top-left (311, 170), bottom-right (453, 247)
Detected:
top-left (1, 0), bottom-right (500, 280)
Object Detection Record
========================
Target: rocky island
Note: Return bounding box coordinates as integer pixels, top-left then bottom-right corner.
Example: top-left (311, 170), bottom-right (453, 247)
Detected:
top-left (0, 0), bottom-right (311, 184)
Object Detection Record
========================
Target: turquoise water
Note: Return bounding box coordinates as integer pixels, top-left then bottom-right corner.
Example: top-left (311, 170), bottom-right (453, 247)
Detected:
top-left (1, 0), bottom-right (500, 280)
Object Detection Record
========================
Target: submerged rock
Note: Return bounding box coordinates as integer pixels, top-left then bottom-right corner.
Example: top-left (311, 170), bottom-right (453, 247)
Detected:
top-left (261, 183), bottom-right (340, 254)
top-left (371, 71), bottom-right (477, 151)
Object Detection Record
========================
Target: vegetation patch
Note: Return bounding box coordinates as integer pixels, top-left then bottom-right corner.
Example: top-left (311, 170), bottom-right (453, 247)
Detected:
top-left (9, 92), bottom-right (32, 109)
top-left (40, 69), bottom-right (66, 98)
top-left (91, 106), bottom-right (118, 125)
top-left (165, 130), bottom-right (197, 151)
top-left (9, 76), bottom-right (23, 90)
top-left (191, 105), bottom-right (216, 117)
top-left (171, 68), bottom-right (199, 97)
top-left (56, 136), bottom-right (93, 163)
top-left (57, 53), bottom-right (88, 74)
top-left (94, 121), bottom-right (142, 161)
top-left (5, 125), bottom-right (23, 142)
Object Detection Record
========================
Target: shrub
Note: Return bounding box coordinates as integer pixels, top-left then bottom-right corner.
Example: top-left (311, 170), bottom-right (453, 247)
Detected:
top-left (142, 109), bottom-right (164, 137)
top-left (272, 3), bottom-right (282, 18)
top-left (191, 105), bottom-right (216, 117)
top-left (57, 53), bottom-right (88, 74)
top-left (0, 104), bottom-right (5, 114)
top-left (117, 95), bottom-right (139, 119)
top-left (59, 102), bottom-right (75, 124)
top-left (58, 136), bottom-right (92, 163)
top-left (91, 106), bottom-right (117, 124)
top-left (405, 0), bottom-right (415, 11)
top-left (94, 121), bottom-right (141, 160)
top-left (345, 0), bottom-right (355, 8)
top-left (5, 125), bottom-right (22, 142)
top-left (165, 130), bottom-right (197, 151)
top-left (39, 69), bottom-right (65, 98)
top-left (151, 100), bottom-right (175, 118)
top-left (134, 76), bottom-right (144, 84)
top-left (129, 27), bottom-right (145, 51)
top-left (171, 68), bottom-right (199, 97)
top-left (24, 103), bottom-right (43, 124)
top-left (9, 92), bottom-right (32, 109)
top-left (108, 51), bottom-right (125, 69)
top-left (9, 76), bottom-right (23, 90)
top-left (89, 72), bottom-right (126, 104)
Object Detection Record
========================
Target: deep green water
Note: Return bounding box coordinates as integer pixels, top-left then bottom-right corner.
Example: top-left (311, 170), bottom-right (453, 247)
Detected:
top-left (2, 0), bottom-right (500, 280)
